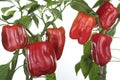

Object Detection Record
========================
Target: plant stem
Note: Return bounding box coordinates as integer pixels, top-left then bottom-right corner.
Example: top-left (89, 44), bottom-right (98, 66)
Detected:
top-left (0, 18), bottom-right (11, 24)
top-left (95, 14), bottom-right (102, 32)
top-left (14, 65), bottom-right (23, 72)
top-left (26, 72), bottom-right (29, 80)
top-left (40, 3), bottom-right (69, 37)
top-left (26, 28), bottom-right (34, 37)
top-left (16, 0), bottom-right (23, 17)
top-left (99, 66), bottom-right (106, 80)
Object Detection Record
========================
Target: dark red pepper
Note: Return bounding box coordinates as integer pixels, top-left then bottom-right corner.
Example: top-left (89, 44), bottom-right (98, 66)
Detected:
top-left (2, 24), bottom-right (28, 51)
top-left (46, 27), bottom-right (65, 60)
top-left (92, 33), bottom-right (112, 66)
top-left (69, 12), bottom-right (96, 44)
top-left (97, 1), bottom-right (119, 30)
top-left (26, 42), bottom-right (57, 77)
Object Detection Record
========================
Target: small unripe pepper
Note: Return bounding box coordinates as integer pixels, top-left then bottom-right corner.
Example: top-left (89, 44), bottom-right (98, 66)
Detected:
top-left (69, 12), bottom-right (96, 44)
top-left (46, 27), bottom-right (65, 60)
top-left (92, 33), bottom-right (112, 66)
top-left (2, 24), bottom-right (28, 51)
top-left (26, 42), bottom-right (57, 77)
top-left (97, 1), bottom-right (119, 30)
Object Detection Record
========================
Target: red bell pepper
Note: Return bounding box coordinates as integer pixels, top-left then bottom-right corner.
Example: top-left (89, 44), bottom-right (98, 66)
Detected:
top-left (26, 42), bottom-right (57, 76)
top-left (92, 33), bottom-right (112, 66)
top-left (46, 27), bottom-right (65, 60)
top-left (97, 1), bottom-right (119, 30)
top-left (2, 24), bottom-right (28, 51)
top-left (69, 12), bottom-right (96, 44)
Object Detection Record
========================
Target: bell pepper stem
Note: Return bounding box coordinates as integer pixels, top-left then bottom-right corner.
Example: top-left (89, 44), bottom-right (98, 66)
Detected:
top-left (26, 73), bottom-right (29, 80)
top-left (95, 14), bottom-right (102, 29)
top-left (29, 76), bottom-right (33, 80)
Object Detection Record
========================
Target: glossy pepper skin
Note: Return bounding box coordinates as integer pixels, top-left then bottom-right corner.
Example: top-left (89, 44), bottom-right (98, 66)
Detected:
top-left (46, 27), bottom-right (65, 60)
top-left (92, 33), bottom-right (112, 66)
top-left (2, 24), bottom-right (28, 51)
top-left (26, 42), bottom-right (57, 77)
top-left (97, 1), bottom-right (119, 30)
top-left (69, 12), bottom-right (96, 44)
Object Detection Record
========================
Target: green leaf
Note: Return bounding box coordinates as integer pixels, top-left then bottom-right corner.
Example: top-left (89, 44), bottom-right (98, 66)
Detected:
top-left (44, 0), bottom-right (58, 6)
top-left (0, 52), bottom-right (19, 80)
top-left (89, 64), bottom-right (107, 80)
top-left (28, 36), bottom-right (34, 43)
top-left (11, 50), bottom-right (19, 70)
top-left (6, 10), bottom-right (15, 16)
top-left (51, 22), bottom-right (56, 28)
top-left (46, 14), bottom-right (51, 21)
top-left (23, 59), bottom-right (27, 76)
top-left (89, 63), bottom-right (99, 80)
top-left (20, 2), bottom-right (37, 11)
top-left (2, 10), bottom-right (15, 20)
top-left (92, 0), bottom-right (104, 8)
top-left (0, 0), bottom-right (9, 1)
top-left (6, 69), bottom-right (14, 80)
top-left (107, 25), bottom-right (116, 36)
top-left (50, 8), bottom-right (62, 20)
top-left (83, 40), bottom-right (91, 56)
top-left (15, 0), bottom-right (20, 2)
top-left (45, 21), bottom-right (56, 28)
top-left (31, 13), bottom-right (39, 27)
top-left (2, 15), bottom-right (12, 20)
top-left (70, 0), bottom-right (92, 13)
top-left (44, 0), bottom-right (52, 3)
top-left (107, 18), bottom-right (120, 36)
top-left (29, 0), bottom-right (37, 2)
top-left (75, 61), bottom-right (81, 75)
top-left (23, 59), bottom-right (29, 80)
top-left (1, 6), bottom-right (14, 14)
top-left (14, 16), bottom-right (32, 28)
top-left (22, 49), bottom-right (26, 56)
top-left (64, 0), bottom-right (69, 5)
top-left (46, 21), bottom-right (52, 27)
top-left (46, 73), bottom-right (56, 80)
top-left (0, 63), bottom-right (10, 80)
top-left (117, 3), bottom-right (120, 13)
top-left (29, 76), bottom-right (33, 80)
top-left (75, 41), bottom-right (92, 77)
top-left (80, 54), bottom-right (92, 78)
top-left (93, 0), bottom-right (111, 8)
top-left (28, 4), bottom-right (40, 14)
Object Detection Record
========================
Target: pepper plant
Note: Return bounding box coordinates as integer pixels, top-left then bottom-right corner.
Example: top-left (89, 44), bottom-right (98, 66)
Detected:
top-left (0, 0), bottom-right (68, 80)
top-left (0, 0), bottom-right (120, 80)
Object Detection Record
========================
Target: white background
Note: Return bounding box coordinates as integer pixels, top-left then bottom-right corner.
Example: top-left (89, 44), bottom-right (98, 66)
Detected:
top-left (0, 0), bottom-right (120, 80)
